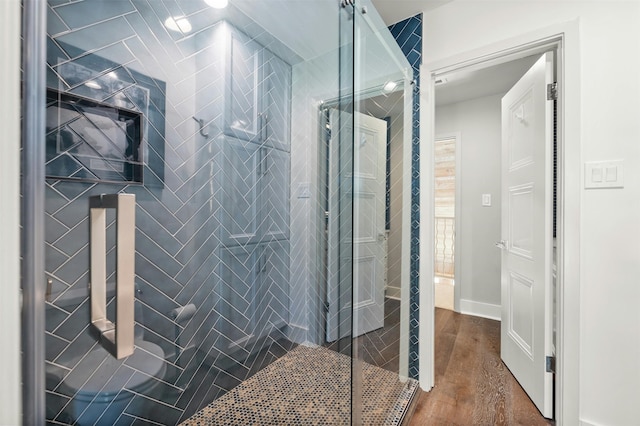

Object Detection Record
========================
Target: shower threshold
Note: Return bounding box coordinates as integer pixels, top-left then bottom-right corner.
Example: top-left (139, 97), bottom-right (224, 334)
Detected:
top-left (180, 345), bottom-right (418, 425)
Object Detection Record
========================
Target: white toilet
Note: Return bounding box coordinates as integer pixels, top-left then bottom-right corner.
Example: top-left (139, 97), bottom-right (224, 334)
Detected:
top-left (58, 304), bottom-right (167, 425)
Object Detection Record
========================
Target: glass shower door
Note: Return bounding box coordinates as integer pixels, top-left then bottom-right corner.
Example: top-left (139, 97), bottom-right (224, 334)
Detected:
top-left (28, 0), bottom-right (416, 424)
top-left (351, 1), bottom-right (417, 424)
top-left (38, 1), bottom-right (346, 425)
top-left (321, 1), bottom-right (417, 424)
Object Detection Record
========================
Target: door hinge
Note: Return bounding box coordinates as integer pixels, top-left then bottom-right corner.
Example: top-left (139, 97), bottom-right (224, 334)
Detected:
top-left (546, 356), bottom-right (556, 373)
top-left (547, 83), bottom-right (558, 101)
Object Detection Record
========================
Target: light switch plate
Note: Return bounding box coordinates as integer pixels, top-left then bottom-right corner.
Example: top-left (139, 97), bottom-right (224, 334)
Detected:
top-left (297, 183), bottom-right (311, 199)
top-left (585, 160), bottom-right (624, 189)
top-left (482, 193), bottom-right (492, 206)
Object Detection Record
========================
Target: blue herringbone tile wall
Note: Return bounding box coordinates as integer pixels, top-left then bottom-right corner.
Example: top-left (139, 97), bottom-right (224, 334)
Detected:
top-left (389, 13), bottom-right (422, 380)
top-left (44, 2), bottom-right (297, 424)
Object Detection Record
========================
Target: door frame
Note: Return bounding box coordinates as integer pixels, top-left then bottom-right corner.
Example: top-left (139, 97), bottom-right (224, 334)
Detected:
top-left (316, 77), bottom-right (413, 379)
top-left (420, 20), bottom-right (581, 425)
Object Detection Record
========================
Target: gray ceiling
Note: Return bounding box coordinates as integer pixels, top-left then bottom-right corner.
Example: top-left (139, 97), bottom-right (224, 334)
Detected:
top-left (434, 55), bottom-right (542, 106)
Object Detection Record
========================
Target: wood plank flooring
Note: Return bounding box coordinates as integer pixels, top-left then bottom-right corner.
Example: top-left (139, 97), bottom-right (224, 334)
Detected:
top-left (408, 309), bottom-right (555, 426)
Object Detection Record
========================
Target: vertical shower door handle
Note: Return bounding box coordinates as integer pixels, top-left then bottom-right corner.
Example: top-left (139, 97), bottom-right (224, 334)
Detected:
top-left (90, 193), bottom-right (136, 359)
top-left (262, 113), bottom-right (269, 142)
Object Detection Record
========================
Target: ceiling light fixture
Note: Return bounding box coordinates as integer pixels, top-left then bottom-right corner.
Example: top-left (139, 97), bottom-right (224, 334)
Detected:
top-left (382, 80), bottom-right (397, 93)
top-left (164, 16), bottom-right (193, 33)
top-left (205, 0), bottom-right (228, 9)
top-left (434, 76), bottom-right (448, 85)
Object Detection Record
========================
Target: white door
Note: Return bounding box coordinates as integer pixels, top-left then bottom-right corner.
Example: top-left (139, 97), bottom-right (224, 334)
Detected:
top-left (499, 52), bottom-right (554, 418)
top-left (326, 108), bottom-right (387, 341)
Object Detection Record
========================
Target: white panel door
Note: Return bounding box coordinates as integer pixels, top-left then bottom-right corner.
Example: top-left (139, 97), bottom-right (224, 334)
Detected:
top-left (352, 111), bottom-right (387, 337)
top-left (326, 108), bottom-right (387, 341)
top-left (500, 52), bottom-right (554, 418)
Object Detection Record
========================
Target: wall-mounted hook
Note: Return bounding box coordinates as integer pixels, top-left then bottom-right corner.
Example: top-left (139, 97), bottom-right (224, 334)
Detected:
top-left (192, 116), bottom-right (209, 138)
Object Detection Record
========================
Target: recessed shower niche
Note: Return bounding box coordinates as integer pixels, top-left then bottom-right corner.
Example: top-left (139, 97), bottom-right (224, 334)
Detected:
top-left (46, 89), bottom-right (143, 184)
top-left (46, 44), bottom-right (167, 186)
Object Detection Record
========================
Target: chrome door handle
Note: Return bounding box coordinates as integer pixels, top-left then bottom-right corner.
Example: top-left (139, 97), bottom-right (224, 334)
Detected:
top-left (258, 112), bottom-right (268, 142)
top-left (90, 193), bottom-right (136, 359)
top-left (495, 240), bottom-right (508, 250)
top-left (263, 113), bottom-right (269, 142)
top-left (262, 148), bottom-right (269, 175)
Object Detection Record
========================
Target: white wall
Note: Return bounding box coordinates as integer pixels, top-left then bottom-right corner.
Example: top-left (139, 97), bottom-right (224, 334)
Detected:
top-left (0, 0), bottom-right (22, 423)
top-left (423, 2), bottom-right (640, 425)
top-left (435, 94), bottom-right (503, 317)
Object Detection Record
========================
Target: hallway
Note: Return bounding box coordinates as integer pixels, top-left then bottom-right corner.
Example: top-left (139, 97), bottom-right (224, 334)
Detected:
top-left (409, 309), bottom-right (554, 425)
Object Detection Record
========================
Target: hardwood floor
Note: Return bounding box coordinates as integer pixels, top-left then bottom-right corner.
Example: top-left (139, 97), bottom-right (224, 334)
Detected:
top-left (408, 309), bottom-right (554, 426)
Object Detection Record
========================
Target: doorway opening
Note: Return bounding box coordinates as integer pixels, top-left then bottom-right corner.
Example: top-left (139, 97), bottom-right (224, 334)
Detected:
top-left (318, 80), bottom-right (412, 375)
top-left (433, 135), bottom-right (457, 311)
top-left (429, 44), bottom-right (561, 422)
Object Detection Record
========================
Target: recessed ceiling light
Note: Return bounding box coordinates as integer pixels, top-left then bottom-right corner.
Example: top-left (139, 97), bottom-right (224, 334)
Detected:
top-left (205, 0), bottom-right (228, 9)
top-left (164, 16), bottom-right (193, 33)
top-left (382, 81), bottom-right (397, 93)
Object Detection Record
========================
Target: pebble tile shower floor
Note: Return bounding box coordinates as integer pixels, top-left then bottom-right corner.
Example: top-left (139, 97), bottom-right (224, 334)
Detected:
top-left (180, 345), bottom-right (417, 425)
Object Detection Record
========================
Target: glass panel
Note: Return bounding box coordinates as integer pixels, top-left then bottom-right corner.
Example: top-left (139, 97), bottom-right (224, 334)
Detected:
top-left (39, 0), bottom-right (414, 424)
top-left (352, 0), bottom-right (417, 424)
top-left (42, 0), bottom-right (348, 424)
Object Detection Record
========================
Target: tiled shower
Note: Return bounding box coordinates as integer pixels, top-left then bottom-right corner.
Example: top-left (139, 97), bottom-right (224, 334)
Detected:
top-left (36, 0), bottom-right (418, 424)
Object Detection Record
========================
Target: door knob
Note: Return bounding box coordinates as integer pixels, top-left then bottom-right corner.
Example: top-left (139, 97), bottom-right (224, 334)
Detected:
top-left (495, 240), bottom-right (508, 249)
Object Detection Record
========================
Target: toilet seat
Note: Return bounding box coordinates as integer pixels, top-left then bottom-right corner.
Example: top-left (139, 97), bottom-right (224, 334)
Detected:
top-left (62, 340), bottom-right (166, 401)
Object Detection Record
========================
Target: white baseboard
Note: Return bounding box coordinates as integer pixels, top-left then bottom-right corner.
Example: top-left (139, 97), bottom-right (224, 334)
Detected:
top-left (385, 286), bottom-right (401, 300)
top-left (459, 299), bottom-right (501, 321)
